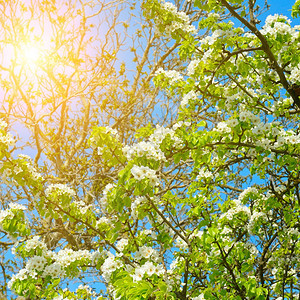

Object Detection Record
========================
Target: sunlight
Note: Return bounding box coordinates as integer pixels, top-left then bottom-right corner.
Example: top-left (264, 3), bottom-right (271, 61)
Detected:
top-left (19, 42), bottom-right (43, 68)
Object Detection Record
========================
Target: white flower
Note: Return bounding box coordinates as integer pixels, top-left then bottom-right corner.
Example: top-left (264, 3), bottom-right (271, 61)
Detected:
top-left (53, 249), bottom-right (92, 268)
top-left (142, 261), bottom-right (156, 276)
top-left (131, 165), bottom-right (159, 186)
top-left (101, 254), bottom-right (123, 282)
top-left (0, 208), bottom-right (14, 224)
top-left (175, 237), bottom-right (188, 249)
top-left (131, 196), bottom-right (146, 219)
top-left (252, 123), bottom-right (265, 135)
top-left (135, 246), bottom-right (156, 260)
top-left (8, 269), bottom-right (28, 289)
top-left (214, 122), bottom-right (231, 133)
top-left (180, 90), bottom-right (199, 108)
top-left (73, 200), bottom-right (93, 215)
top-left (155, 68), bottom-right (183, 84)
top-left (96, 216), bottom-right (111, 227)
top-left (238, 187), bottom-right (258, 202)
top-left (0, 131), bottom-right (15, 147)
top-left (261, 14), bottom-right (293, 38)
top-left (161, 2), bottom-right (197, 35)
top-left (191, 294), bottom-right (205, 300)
top-left (247, 211), bottom-right (267, 234)
top-left (131, 266), bottom-right (145, 282)
top-left (116, 238), bottom-right (128, 252)
top-left (24, 236), bottom-right (48, 253)
top-left (149, 124), bottom-right (183, 148)
top-left (26, 255), bottom-right (47, 272)
top-left (197, 167), bottom-right (213, 180)
top-left (45, 184), bottom-right (76, 198)
top-left (76, 284), bottom-right (96, 297)
top-left (187, 59), bottom-right (200, 76)
top-left (131, 261), bottom-right (164, 282)
top-left (0, 120), bottom-right (7, 128)
top-left (104, 127), bottom-right (120, 140)
top-left (220, 200), bottom-right (251, 221)
top-left (99, 183), bottom-right (115, 209)
top-left (42, 263), bottom-right (65, 278)
top-left (226, 118), bottom-right (239, 127)
top-left (163, 2), bottom-right (177, 14)
top-left (123, 141), bottom-right (166, 161)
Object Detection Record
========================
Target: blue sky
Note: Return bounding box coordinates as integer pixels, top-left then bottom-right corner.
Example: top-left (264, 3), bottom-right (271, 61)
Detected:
top-left (263, 0), bottom-right (299, 24)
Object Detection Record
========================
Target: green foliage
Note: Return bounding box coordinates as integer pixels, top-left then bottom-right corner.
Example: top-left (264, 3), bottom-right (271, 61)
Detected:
top-left (292, 0), bottom-right (300, 18)
top-left (1, 0), bottom-right (300, 299)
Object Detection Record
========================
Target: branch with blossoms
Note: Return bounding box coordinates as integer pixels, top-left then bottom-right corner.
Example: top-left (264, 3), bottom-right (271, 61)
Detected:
top-left (218, 0), bottom-right (300, 109)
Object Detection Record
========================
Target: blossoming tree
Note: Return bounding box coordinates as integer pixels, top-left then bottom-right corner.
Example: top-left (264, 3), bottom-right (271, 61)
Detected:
top-left (1, 0), bottom-right (300, 299)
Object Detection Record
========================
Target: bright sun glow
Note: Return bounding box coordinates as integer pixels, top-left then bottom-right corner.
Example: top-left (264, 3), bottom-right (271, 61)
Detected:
top-left (23, 46), bottom-right (40, 63)
top-left (19, 43), bottom-right (43, 68)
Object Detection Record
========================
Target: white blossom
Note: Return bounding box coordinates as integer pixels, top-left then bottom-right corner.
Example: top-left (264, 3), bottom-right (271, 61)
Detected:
top-left (42, 263), bottom-right (65, 278)
top-left (187, 59), bottom-right (200, 76)
top-left (155, 68), bottom-right (183, 84)
top-left (45, 183), bottom-right (76, 198)
top-left (24, 236), bottom-right (48, 253)
top-left (123, 141), bottom-right (166, 161)
top-left (26, 255), bottom-right (47, 273)
top-left (131, 165), bottom-right (159, 186)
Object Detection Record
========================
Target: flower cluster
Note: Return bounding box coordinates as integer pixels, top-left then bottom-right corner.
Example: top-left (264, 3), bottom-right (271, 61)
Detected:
top-left (0, 120), bottom-right (15, 147)
top-left (135, 245), bottom-right (160, 261)
top-left (76, 284), bottom-right (97, 298)
top-left (196, 167), bottom-right (213, 181)
top-left (131, 165), bottom-right (159, 186)
top-left (96, 216), bottom-right (112, 228)
top-left (104, 126), bottom-right (119, 139)
top-left (131, 260), bottom-right (164, 282)
top-left (187, 59), bottom-right (200, 76)
top-left (290, 63), bottom-right (300, 84)
top-left (247, 211), bottom-right (267, 235)
top-left (149, 124), bottom-right (183, 148)
top-left (155, 67), bottom-right (183, 85)
top-left (116, 238), bottom-right (128, 252)
top-left (172, 121), bottom-right (191, 131)
top-left (9, 236), bottom-right (100, 296)
top-left (200, 26), bottom-right (235, 46)
top-left (220, 199), bottom-right (251, 221)
top-left (42, 263), bottom-right (65, 278)
top-left (23, 236), bottom-right (48, 254)
top-left (0, 207), bottom-right (14, 225)
top-left (214, 121), bottom-right (231, 134)
top-left (180, 90), bottom-right (199, 108)
top-left (7, 269), bottom-right (29, 290)
top-left (131, 196), bottom-right (146, 219)
top-left (0, 131), bottom-right (15, 147)
top-left (52, 248), bottom-right (92, 268)
top-left (260, 14), bottom-right (297, 38)
top-left (123, 141), bottom-right (166, 161)
top-left (161, 2), bottom-right (197, 35)
top-left (123, 122), bottom-right (187, 164)
top-left (25, 255), bottom-right (48, 272)
top-left (18, 154), bottom-right (44, 181)
top-left (238, 187), bottom-right (258, 202)
top-left (73, 200), bottom-right (95, 215)
top-left (0, 203), bottom-right (27, 236)
top-left (100, 183), bottom-right (115, 208)
top-left (45, 183), bottom-right (76, 198)
top-left (101, 253), bottom-right (123, 282)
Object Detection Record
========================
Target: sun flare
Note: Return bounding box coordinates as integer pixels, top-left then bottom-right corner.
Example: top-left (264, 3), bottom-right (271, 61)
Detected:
top-left (19, 42), bottom-right (43, 68)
